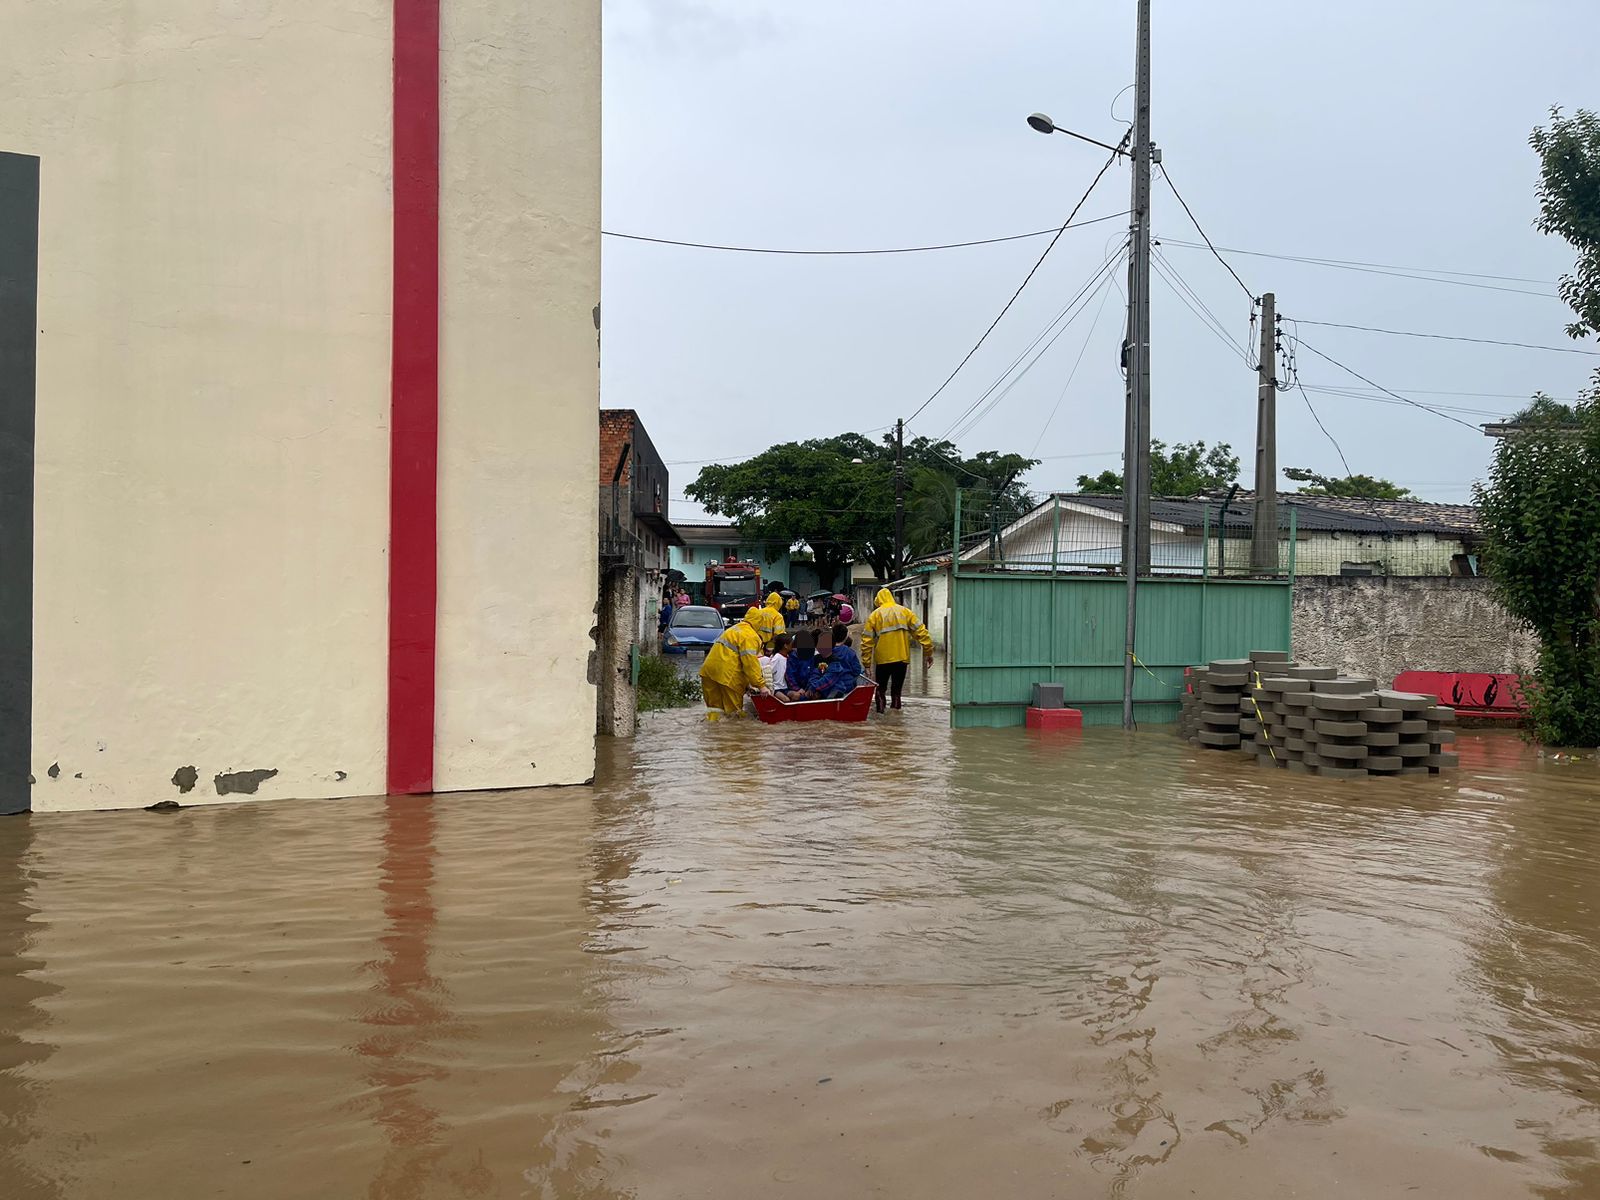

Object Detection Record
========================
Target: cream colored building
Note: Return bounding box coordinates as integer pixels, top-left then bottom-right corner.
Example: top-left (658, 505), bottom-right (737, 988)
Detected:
top-left (1, 1), bottom-right (600, 813)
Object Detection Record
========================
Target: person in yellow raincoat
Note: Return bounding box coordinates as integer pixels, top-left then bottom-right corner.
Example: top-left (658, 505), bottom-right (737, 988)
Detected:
top-left (698, 612), bottom-right (770, 717)
top-left (746, 591), bottom-right (787, 650)
top-left (860, 587), bottom-right (934, 713)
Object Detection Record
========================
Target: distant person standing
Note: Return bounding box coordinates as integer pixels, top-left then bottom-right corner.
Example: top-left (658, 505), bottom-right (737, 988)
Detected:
top-left (860, 588), bottom-right (933, 713)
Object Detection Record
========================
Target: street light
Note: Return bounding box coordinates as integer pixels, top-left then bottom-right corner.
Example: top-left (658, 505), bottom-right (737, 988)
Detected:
top-left (1024, 112), bottom-right (1129, 158)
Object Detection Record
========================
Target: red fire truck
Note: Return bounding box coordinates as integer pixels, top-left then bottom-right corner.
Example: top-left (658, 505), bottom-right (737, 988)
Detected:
top-left (704, 557), bottom-right (762, 622)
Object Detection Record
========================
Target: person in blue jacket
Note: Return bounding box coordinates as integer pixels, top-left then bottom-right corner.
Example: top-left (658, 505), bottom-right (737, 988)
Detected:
top-left (814, 623), bottom-right (864, 699)
top-left (783, 630), bottom-right (825, 699)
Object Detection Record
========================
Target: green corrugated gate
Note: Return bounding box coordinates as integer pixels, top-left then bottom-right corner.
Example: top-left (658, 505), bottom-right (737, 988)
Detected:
top-left (950, 574), bottom-right (1292, 727)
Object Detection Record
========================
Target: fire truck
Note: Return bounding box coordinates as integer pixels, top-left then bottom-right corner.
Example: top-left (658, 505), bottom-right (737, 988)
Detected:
top-left (704, 556), bottom-right (762, 622)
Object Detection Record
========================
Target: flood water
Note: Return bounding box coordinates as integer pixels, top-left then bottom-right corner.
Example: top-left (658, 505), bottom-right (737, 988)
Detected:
top-left (1, 686), bottom-right (1597, 1198)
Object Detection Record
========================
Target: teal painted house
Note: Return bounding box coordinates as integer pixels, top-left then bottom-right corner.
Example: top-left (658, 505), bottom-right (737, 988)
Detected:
top-left (669, 522), bottom-right (793, 600)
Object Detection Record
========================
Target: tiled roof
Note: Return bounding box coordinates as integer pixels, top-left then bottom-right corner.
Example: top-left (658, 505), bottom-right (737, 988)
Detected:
top-left (1050, 492), bottom-right (1480, 537)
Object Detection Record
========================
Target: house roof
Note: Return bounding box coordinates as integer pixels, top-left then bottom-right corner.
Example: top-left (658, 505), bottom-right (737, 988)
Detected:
top-left (1051, 491), bottom-right (1481, 537)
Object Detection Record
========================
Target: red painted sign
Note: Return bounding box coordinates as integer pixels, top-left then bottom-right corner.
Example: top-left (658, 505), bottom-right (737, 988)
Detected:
top-left (1392, 671), bottom-right (1526, 719)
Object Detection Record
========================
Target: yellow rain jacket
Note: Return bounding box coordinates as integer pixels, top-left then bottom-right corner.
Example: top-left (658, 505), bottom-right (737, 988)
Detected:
top-left (746, 591), bottom-right (787, 649)
top-left (699, 615), bottom-right (767, 692)
top-left (861, 588), bottom-right (933, 666)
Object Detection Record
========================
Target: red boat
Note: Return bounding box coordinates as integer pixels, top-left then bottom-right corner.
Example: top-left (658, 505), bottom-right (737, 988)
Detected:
top-left (751, 682), bottom-right (877, 724)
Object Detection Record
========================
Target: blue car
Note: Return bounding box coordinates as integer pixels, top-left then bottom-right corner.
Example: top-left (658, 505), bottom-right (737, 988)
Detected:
top-left (661, 605), bottom-right (723, 654)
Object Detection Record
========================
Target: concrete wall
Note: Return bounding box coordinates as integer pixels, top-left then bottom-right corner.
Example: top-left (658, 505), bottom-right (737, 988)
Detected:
top-left (1292, 576), bottom-right (1536, 684)
top-left (3, 1), bottom-right (599, 811)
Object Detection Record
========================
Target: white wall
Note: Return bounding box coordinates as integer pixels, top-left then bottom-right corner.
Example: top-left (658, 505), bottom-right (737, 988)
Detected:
top-left (5, 0), bottom-right (601, 810)
top-left (5, 2), bottom-right (394, 812)
top-left (434, 0), bottom-right (600, 791)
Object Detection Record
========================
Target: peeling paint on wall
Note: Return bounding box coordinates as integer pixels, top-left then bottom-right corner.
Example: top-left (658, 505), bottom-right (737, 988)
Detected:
top-left (171, 765), bottom-right (198, 793)
top-left (46, 762), bottom-right (58, 779)
top-left (213, 768), bottom-right (279, 796)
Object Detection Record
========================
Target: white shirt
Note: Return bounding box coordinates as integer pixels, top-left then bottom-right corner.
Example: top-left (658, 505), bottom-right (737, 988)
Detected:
top-left (763, 652), bottom-right (787, 691)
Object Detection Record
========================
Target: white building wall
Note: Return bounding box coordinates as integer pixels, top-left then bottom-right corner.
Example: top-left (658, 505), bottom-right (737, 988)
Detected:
top-left (434, 0), bottom-right (600, 791)
top-left (5, 1), bottom-right (600, 811)
top-left (6, 3), bottom-right (394, 812)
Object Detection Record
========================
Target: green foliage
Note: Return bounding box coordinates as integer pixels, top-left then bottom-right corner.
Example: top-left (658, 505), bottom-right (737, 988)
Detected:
top-left (1476, 395), bottom-right (1600, 745)
top-left (1283, 467), bottom-right (1416, 500)
top-left (1530, 107), bottom-right (1600, 339)
top-left (1076, 439), bottom-right (1240, 496)
top-left (636, 652), bottom-right (701, 712)
top-left (685, 433), bottom-right (1037, 580)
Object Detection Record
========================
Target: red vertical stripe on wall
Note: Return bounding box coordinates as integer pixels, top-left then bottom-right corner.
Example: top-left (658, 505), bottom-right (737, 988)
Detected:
top-left (388, 0), bottom-right (441, 794)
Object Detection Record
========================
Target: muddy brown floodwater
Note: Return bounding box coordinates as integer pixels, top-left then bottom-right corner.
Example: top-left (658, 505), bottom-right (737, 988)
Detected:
top-left (0, 687), bottom-right (1597, 1199)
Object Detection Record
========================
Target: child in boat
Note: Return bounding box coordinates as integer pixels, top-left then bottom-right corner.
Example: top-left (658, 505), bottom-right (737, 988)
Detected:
top-left (782, 630), bottom-right (823, 700)
top-left (761, 634), bottom-right (791, 694)
top-left (814, 623), bottom-right (864, 700)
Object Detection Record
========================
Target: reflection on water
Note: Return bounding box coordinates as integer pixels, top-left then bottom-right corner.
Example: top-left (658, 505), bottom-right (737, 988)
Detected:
top-left (0, 692), bottom-right (1597, 1198)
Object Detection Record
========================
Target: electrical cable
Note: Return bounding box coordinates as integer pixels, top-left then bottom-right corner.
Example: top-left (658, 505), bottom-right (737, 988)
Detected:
top-left (1155, 239), bottom-right (1556, 288)
top-left (1294, 379), bottom-right (1353, 477)
top-left (1288, 334), bottom-right (1483, 431)
top-left (1150, 253), bottom-right (1254, 367)
top-left (1290, 319), bottom-right (1600, 357)
top-left (1156, 164), bottom-right (1256, 302)
top-left (940, 245), bottom-right (1128, 443)
top-left (903, 140), bottom-right (1129, 427)
top-left (1031, 275), bottom-right (1118, 455)
top-left (602, 211), bottom-right (1130, 256)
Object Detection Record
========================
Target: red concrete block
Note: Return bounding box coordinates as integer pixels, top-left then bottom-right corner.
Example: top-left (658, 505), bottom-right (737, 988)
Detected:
top-left (1026, 707), bottom-right (1084, 730)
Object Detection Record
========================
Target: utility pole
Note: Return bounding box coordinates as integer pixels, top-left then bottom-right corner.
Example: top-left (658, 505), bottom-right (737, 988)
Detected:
top-left (893, 418), bottom-right (906, 580)
top-left (1120, 0), bottom-right (1153, 730)
top-left (1250, 292), bottom-right (1278, 573)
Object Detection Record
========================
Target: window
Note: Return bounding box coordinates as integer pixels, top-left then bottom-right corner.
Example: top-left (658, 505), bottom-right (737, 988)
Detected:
top-left (683, 548), bottom-right (695, 564)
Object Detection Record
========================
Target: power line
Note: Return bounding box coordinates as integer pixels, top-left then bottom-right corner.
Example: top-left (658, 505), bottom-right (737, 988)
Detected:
top-left (1294, 379), bottom-right (1353, 476)
top-left (904, 140), bottom-right (1129, 427)
top-left (1292, 318), bottom-right (1600, 357)
top-left (1156, 238), bottom-right (1556, 288)
top-left (601, 210), bottom-right (1129, 256)
top-left (1156, 164), bottom-right (1256, 302)
top-left (1032, 277), bottom-right (1118, 454)
top-left (1297, 384), bottom-right (1515, 418)
top-left (666, 425), bottom-right (894, 468)
top-left (1289, 335), bottom-right (1483, 432)
top-left (1150, 249), bottom-right (1254, 366)
top-left (941, 247), bottom-right (1127, 443)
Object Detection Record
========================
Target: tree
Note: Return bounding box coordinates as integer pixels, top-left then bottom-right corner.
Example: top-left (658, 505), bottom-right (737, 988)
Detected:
top-left (1283, 468), bottom-right (1416, 500)
top-left (685, 433), bottom-right (1037, 583)
top-left (1531, 107), bottom-right (1600, 340)
top-left (1476, 393), bottom-right (1600, 745)
top-left (1076, 439), bottom-right (1240, 496)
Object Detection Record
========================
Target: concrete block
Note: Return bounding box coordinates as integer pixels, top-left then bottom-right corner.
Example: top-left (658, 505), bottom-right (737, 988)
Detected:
top-left (1316, 742), bottom-right (1368, 762)
top-left (1198, 729), bottom-right (1242, 748)
top-left (1396, 719), bottom-right (1428, 735)
top-left (1313, 720), bottom-right (1367, 738)
top-left (1286, 759), bottom-right (1312, 773)
top-left (1311, 678), bottom-right (1378, 695)
top-left (1423, 706), bottom-right (1456, 723)
top-left (1364, 730), bottom-right (1400, 747)
top-left (1202, 711), bottom-right (1242, 728)
top-left (1201, 688), bottom-right (1246, 704)
top-left (1394, 743), bottom-right (1430, 759)
top-left (1280, 691), bottom-right (1317, 708)
top-left (1425, 752), bottom-right (1461, 769)
top-left (1249, 650), bottom-right (1291, 663)
top-left (1285, 713), bottom-right (1313, 731)
top-left (1359, 707), bottom-right (1403, 724)
top-left (1239, 718), bottom-right (1259, 735)
top-left (1427, 729), bottom-right (1457, 745)
top-left (1319, 765), bottom-right (1369, 780)
top-left (1365, 754), bottom-right (1403, 771)
top-left (1207, 672), bottom-right (1251, 687)
top-left (1284, 737), bottom-right (1307, 753)
top-left (1306, 695), bottom-right (1372, 714)
top-left (1400, 766), bottom-right (1431, 777)
top-left (1377, 690), bottom-right (1433, 711)
top-left (1209, 658), bottom-right (1252, 672)
top-left (1285, 665), bottom-right (1339, 680)
top-left (1260, 676), bottom-right (1313, 693)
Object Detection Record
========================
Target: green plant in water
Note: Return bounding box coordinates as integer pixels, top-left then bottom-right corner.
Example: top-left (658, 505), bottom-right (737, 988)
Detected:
top-left (636, 652), bottom-right (702, 713)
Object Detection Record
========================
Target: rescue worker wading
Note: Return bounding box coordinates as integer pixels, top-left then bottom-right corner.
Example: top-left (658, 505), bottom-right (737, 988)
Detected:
top-left (746, 591), bottom-right (787, 651)
top-left (860, 587), bottom-right (934, 713)
top-left (698, 610), bottom-right (771, 718)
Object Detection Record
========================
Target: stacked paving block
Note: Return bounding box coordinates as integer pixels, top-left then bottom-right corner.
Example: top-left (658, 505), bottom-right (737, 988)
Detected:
top-left (1184, 650), bottom-right (1459, 778)
top-left (1186, 659), bottom-right (1253, 751)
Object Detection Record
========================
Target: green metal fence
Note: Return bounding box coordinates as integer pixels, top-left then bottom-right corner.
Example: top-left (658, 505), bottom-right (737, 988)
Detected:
top-left (948, 491), bottom-right (1294, 728)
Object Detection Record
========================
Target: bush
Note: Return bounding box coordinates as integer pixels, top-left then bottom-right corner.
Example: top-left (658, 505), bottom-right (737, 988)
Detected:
top-left (637, 652), bottom-right (702, 712)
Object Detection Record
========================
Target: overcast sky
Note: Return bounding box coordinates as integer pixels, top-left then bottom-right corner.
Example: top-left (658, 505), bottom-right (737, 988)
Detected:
top-left (600, 0), bottom-right (1598, 521)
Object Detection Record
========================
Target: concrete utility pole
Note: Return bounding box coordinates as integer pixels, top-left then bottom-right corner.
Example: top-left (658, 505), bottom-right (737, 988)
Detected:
top-left (893, 418), bottom-right (906, 580)
top-left (1250, 292), bottom-right (1278, 573)
top-left (1120, 0), bottom-right (1154, 730)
